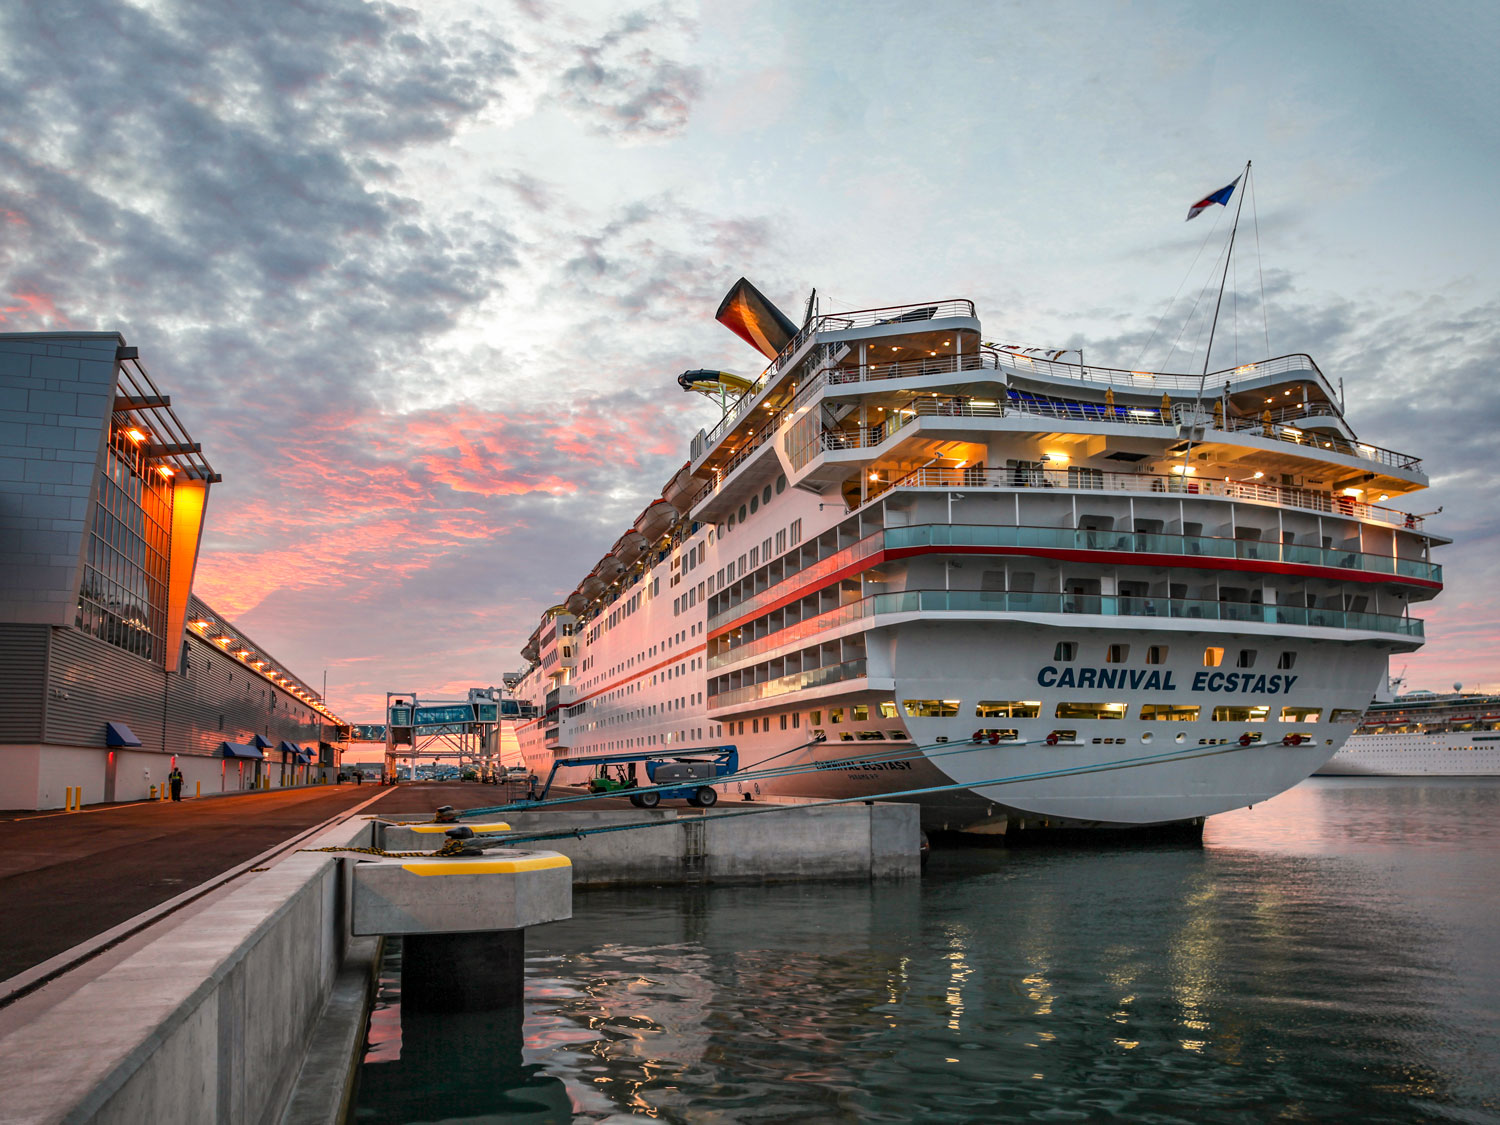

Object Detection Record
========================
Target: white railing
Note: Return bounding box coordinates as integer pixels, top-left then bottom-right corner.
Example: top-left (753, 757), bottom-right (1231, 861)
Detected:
top-left (995, 351), bottom-right (1329, 393)
top-left (876, 466), bottom-right (1425, 529)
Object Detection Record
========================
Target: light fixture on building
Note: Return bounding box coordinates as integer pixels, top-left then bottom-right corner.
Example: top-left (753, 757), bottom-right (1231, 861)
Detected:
top-left (126, 428), bottom-right (146, 443)
top-left (157, 465), bottom-right (174, 478)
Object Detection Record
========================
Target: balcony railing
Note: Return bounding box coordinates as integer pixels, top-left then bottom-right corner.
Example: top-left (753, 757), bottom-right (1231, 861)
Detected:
top-left (708, 531), bottom-right (883, 632)
top-left (996, 350), bottom-right (1330, 393)
top-left (873, 466), bottom-right (1426, 530)
top-left (708, 658), bottom-right (869, 709)
top-left (888, 523), bottom-right (1439, 581)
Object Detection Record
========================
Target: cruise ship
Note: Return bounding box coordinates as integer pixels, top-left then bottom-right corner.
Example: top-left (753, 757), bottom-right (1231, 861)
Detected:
top-left (514, 279), bottom-right (1444, 833)
top-left (1317, 691), bottom-right (1500, 776)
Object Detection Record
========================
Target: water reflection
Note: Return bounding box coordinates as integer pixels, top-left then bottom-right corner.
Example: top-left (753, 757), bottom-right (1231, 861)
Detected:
top-left (353, 780), bottom-right (1500, 1123)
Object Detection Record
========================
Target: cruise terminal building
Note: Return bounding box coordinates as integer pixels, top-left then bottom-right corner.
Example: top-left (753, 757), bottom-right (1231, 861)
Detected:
top-left (0, 333), bottom-right (348, 809)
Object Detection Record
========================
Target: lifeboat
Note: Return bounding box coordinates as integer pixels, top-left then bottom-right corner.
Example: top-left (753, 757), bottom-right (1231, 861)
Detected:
top-left (520, 639), bottom-right (540, 664)
top-left (564, 591), bottom-right (588, 615)
top-left (579, 575), bottom-right (605, 600)
top-left (594, 557), bottom-right (627, 587)
top-left (612, 530), bottom-right (648, 567)
top-left (662, 461), bottom-right (696, 513)
top-left (634, 498), bottom-right (675, 540)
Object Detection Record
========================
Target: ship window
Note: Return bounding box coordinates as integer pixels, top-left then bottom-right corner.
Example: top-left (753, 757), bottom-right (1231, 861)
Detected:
top-left (879, 701), bottom-right (899, 718)
top-left (792, 712), bottom-right (799, 728)
top-left (810, 710), bottom-right (822, 725)
top-left (1212, 705), bottom-right (1269, 722)
top-left (763, 485), bottom-right (772, 504)
top-left (1277, 651), bottom-right (1297, 670)
top-left (976, 701), bottom-right (1041, 718)
top-left (889, 730), bottom-right (908, 740)
top-left (903, 699), bottom-right (961, 717)
top-left (1056, 701), bottom-right (1127, 719)
top-left (750, 496), bottom-right (759, 514)
top-left (1330, 709), bottom-right (1363, 723)
top-left (856, 730), bottom-right (885, 740)
top-left (776, 474), bottom-right (787, 494)
top-left (839, 731), bottom-right (855, 740)
top-left (790, 519), bottom-right (802, 546)
top-left (1147, 645), bottom-right (1168, 664)
top-left (852, 704), bottom-right (869, 721)
top-left (728, 514), bottom-right (736, 530)
top-left (829, 708), bottom-right (843, 723)
top-left (1140, 703), bottom-right (1200, 721)
top-left (1281, 706), bottom-right (1322, 723)
top-left (1054, 641), bottom-right (1077, 662)
top-left (1237, 649), bottom-right (1257, 668)
top-left (1106, 644), bottom-right (1129, 663)
top-left (739, 504), bottom-right (748, 522)
top-left (1203, 647), bottom-right (1225, 667)
top-left (812, 728), bottom-right (827, 740)
top-left (780, 714), bottom-right (787, 730)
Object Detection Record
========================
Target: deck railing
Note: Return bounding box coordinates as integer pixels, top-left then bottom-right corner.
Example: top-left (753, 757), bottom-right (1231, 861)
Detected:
top-left (878, 467), bottom-right (1426, 530)
top-left (995, 350), bottom-right (1330, 393)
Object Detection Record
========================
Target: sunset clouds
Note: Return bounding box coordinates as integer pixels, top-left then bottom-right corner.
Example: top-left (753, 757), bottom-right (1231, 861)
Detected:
top-left (2, 0), bottom-right (1498, 720)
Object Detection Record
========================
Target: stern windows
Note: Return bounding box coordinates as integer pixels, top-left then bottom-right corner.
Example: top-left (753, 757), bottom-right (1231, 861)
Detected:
top-left (1281, 706), bottom-right (1322, 723)
top-left (1106, 644), bottom-right (1129, 663)
top-left (879, 701), bottom-right (899, 718)
top-left (1213, 705), bottom-right (1269, 722)
top-left (903, 699), bottom-right (961, 717)
top-left (852, 704), bottom-right (869, 721)
top-left (1140, 704), bottom-right (1200, 721)
top-left (976, 701), bottom-right (1041, 718)
top-left (1277, 652), bottom-right (1297, 670)
top-left (1055, 701), bottom-right (1127, 720)
top-left (1054, 642), bottom-right (1078, 662)
top-left (1203, 647), bottom-right (1225, 667)
top-left (1147, 645), bottom-right (1169, 665)
top-left (1236, 649), bottom-right (1257, 669)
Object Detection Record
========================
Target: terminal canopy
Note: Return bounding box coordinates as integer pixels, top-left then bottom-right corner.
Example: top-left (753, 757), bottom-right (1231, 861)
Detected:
top-left (105, 721), bottom-right (143, 748)
top-left (219, 741), bottom-right (264, 760)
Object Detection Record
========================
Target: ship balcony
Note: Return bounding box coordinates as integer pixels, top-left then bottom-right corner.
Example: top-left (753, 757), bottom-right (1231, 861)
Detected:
top-left (996, 350), bottom-right (1342, 406)
top-left (788, 396), bottom-right (1423, 494)
top-left (876, 465), bottom-right (1434, 533)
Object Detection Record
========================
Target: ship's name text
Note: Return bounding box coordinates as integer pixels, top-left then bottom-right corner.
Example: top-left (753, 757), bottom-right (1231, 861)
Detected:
top-left (1035, 666), bottom-right (1301, 695)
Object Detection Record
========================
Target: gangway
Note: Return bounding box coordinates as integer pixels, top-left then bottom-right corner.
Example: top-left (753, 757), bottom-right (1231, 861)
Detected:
top-left (537, 746), bottom-right (738, 808)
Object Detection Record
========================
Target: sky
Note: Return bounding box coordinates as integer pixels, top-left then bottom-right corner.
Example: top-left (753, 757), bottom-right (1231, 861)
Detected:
top-left (2, 0), bottom-right (1498, 727)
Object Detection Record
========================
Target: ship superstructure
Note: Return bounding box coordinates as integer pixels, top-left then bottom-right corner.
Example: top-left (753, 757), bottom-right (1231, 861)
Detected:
top-left (1317, 692), bottom-right (1500, 776)
top-left (515, 285), bottom-right (1443, 832)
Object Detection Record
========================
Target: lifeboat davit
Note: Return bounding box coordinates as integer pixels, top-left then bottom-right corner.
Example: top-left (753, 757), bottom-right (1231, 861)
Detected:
top-left (564, 591), bottom-right (588, 615)
top-left (612, 530), bottom-right (648, 568)
top-left (634, 498), bottom-right (675, 540)
top-left (662, 461), bottom-right (696, 514)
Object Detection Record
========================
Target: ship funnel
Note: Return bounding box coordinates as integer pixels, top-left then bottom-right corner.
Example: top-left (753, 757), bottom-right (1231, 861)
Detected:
top-left (715, 277), bottom-right (799, 359)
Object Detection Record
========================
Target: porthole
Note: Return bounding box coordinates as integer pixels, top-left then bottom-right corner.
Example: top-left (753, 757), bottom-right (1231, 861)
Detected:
top-left (750, 496), bottom-right (759, 514)
top-left (1175, 732), bottom-right (1186, 744)
top-left (763, 485), bottom-right (772, 504)
top-left (1141, 731), bottom-right (1154, 744)
top-left (728, 514), bottom-right (736, 530)
top-left (739, 504), bottom-right (748, 522)
top-left (776, 474), bottom-right (787, 494)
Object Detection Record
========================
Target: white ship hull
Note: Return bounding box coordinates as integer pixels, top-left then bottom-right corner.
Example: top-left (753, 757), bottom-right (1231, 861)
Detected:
top-left (1315, 734), bottom-right (1500, 776)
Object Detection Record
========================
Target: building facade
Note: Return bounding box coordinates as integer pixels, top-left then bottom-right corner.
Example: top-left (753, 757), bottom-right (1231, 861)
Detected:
top-left (0, 333), bottom-right (346, 809)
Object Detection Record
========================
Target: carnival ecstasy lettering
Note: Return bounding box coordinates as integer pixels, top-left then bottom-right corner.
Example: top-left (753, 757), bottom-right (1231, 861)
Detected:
top-left (1036, 666), bottom-right (1301, 695)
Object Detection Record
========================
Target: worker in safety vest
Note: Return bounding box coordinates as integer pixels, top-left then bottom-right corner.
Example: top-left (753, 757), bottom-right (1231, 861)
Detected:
top-left (168, 765), bottom-right (184, 802)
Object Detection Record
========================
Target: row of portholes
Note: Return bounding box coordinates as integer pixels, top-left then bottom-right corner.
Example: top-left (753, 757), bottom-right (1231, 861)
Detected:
top-left (724, 474), bottom-right (789, 532)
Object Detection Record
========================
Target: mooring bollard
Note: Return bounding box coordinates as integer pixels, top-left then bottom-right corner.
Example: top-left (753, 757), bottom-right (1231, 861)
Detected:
top-left (351, 841), bottom-right (571, 1013)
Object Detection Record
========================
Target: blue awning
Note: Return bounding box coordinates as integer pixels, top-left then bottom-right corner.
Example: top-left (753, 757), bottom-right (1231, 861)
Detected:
top-left (252, 734), bottom-right (274, 750)
top-left (278, 740), bottom-right (301, 757)
top-left (296, 748), bottom-right (314, 764)
top-left (105, 721), bottom-right (143, 748)
top-left (220, 741), bottom-right (265, 760)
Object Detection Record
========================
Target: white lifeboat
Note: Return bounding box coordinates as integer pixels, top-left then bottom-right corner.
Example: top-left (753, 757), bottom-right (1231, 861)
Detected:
top-left (613, 530), bottom-right (648, 567)
top-left (564, 591), bottom-right (588, 615)
top-left (634, 498), bottom-right (675, 540)
top-left (594, 557), bottom-right (626, 587)
top-left (580, 572), bottom-right (606, 600)
top-left (662, 461), bottom-right (696, 513)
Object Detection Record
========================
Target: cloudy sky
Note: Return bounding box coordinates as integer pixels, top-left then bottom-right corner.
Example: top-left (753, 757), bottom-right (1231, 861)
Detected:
top-left (3, 0), bottom-right (1497, 727)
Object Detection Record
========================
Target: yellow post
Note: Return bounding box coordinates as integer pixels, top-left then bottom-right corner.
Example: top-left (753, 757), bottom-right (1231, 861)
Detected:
top-left (74, 787), bottom-right (82, 811)
top-left (149, 785), bottom-right (157, 801)
top-left (65, 786), bottom-right (73, 811)
top-left (196, 781), bottom-right (201, 798)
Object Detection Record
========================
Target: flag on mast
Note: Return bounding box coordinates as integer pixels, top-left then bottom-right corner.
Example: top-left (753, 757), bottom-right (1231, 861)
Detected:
top-left (1186, 175), bottom-right (1242, 221)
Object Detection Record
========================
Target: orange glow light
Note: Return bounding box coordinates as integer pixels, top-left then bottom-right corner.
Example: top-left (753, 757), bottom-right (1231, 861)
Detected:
top-left (157, 465), bottom-right (175, 478)
top-left (126, 428), bottom-right (146, 443)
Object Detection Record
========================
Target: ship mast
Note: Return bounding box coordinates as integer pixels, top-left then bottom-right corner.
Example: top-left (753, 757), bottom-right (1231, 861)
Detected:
top-left (1180, 159), bottom-right (1251, 474)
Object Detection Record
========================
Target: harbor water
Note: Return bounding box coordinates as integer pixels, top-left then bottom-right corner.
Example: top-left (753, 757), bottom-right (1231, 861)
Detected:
top-left (352, 778), bottom-right (1500, 1123)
